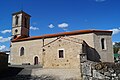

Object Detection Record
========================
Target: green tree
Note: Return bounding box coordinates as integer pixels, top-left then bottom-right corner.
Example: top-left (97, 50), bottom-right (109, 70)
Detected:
top-left (113, 42), bottom-right (120, 53)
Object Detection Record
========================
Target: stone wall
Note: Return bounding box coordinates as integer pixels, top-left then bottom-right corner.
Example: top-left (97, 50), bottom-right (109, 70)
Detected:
top-left (81, 61), bottom-right (120, 80)
top-left (43, 36), bottom-right (83, 68)
top-left (11, 32), bottom-right (114, 69)
top-left (10, 39), bottom-right (43, 65)
top-left (0, 52), bottom-right (8, 73)
top-left (11, 35), bottom-right (87, 69)
top-left (70, 32), bottom-right (114, 62)
top-left (93, 32), bottom-right (114, 62)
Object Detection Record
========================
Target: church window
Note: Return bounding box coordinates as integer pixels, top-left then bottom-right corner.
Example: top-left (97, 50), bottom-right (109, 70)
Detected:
top-left (24, 17), bottom-right (27, 28)
top-left (58, 49), bottom-right (64, 58)
top-left (13, 35), bottom-right (17, 39)
top-left (20, 47), bottom-right (24, 56)
top-left (101, 38), bottom-right (106, 50)
top-left (15, 15), bottom-right (19, 25)
top-left (15, 29), bottom-right (18, 33)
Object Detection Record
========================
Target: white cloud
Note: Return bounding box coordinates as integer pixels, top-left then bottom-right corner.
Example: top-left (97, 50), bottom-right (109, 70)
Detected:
top-left (95, 0), bottom-right (106, 2)
top-left (112, 42), bottom-right (115, 45)
top-left (109, 28), bottom-right (120, 35)
top-left (1, 30), bottom-right (11, 34)
top-left (0, 45), bottom-right (6, 51)
top-left (48, 24), bottom-right (55, 28)
top-left (0, 36), bottom-right (11, 42)
top-left (30, 26), bottom-right (39, 30)
top-left (58, 23), bottom-right (69, 28)
top-left (58, 23), bottom-right (69, 32)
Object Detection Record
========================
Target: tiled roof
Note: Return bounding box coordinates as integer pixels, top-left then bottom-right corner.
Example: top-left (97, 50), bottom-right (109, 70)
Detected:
top-left (12, 10), bottom-right (31, 17)
top-left (12, 30), bottom-right (112, 42)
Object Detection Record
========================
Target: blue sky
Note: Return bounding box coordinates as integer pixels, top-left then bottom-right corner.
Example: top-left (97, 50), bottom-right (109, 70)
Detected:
top-left (0, 0), bottom-right (120, 51)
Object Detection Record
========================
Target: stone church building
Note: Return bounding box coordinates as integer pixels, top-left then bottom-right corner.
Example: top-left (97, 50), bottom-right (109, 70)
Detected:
top-left (10, 11), bottom-right (114, 69)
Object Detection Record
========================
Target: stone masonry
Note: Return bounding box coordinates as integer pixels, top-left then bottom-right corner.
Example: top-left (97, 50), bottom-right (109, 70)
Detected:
top-left (81, 61), bottom-right (120, 80)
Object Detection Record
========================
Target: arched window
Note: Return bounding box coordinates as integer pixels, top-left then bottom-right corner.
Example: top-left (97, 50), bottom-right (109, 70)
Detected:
top-left (24, 17), bottom-right (27, 28)
top-left (13, 35), bottom-right (17, 39)
top-left (20, 47), bottom-right (24, 56)
top-left (101, 38), bottom-right (106, 49)
top-left (15, 15), bottom-right (19, 25)
top-left (34, 56), bottom-right (39, 65)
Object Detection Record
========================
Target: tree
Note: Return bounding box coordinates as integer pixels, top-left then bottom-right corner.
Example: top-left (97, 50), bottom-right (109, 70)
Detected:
top-left (113, 42), bottom-right (120, 53)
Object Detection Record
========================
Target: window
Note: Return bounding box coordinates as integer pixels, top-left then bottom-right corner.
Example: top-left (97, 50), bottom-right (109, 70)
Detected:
top-left (24, 17), bottom-right (27, 28)
top-left (13, 35), bottom-right (17, 39)
top-left (15, 29), bottom-right (18, 33)
top-left (15, 15), bottom-right (19, 25)
top-left (20, 47), bottom-right (24, 56)
top-left (101, 38), bottom-right (106, 49)
top-left (59, 50), bottom-right (64, 58)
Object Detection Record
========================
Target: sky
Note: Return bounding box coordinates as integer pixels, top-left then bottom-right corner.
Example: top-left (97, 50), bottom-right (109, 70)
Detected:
top-left (0, 0), bottom-right (120, 51)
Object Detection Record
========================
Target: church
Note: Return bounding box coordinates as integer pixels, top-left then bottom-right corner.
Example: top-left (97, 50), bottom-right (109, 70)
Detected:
top-left (10, 11), bottom-right (114, 69)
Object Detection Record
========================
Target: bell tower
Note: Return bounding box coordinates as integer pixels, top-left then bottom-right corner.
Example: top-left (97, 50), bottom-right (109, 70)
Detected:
top-left (12, 10), bottom-right (31, 38)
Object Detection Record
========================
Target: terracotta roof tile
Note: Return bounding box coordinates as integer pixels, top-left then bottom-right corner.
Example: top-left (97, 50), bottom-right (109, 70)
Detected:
top-left (11, 30), bottom-right (112, 42)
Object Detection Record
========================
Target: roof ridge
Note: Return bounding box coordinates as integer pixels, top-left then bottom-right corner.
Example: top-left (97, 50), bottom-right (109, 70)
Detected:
top-left (12, 29), bottom-right (112, 42)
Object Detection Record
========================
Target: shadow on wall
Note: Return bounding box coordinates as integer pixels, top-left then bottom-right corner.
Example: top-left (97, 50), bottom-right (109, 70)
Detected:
top-left (87, 47), bottom-right (101, 62)
top-left (81, 41), bottom-right (101, 62)
top-left (82, 41), bottom-right (101, 62)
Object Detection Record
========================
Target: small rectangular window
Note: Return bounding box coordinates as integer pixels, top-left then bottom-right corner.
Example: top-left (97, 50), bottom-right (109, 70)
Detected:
top-left (15, 16), bottom-right (19, 25)
top-left (101, 38), bottom-right (106, 50)
top-left (59, 50), bottom-right (64, 58)
top-left (101, 38), bottom-right (105, 49)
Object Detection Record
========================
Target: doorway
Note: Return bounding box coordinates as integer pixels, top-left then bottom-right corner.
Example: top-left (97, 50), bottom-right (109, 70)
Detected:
top-left (34, 56), bottom-right (38, 65)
